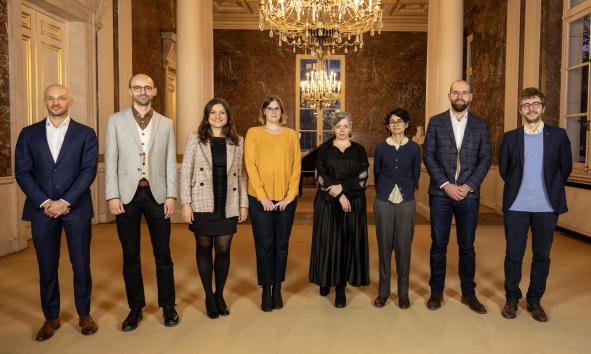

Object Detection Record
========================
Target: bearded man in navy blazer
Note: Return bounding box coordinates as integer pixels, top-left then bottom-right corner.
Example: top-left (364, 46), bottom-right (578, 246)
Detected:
top-left (499, 87), bottom-right (572, 322)
top-left (423, 80), bottom-right (492, 314)
top-left (15, 84), bottom-right (98, 341)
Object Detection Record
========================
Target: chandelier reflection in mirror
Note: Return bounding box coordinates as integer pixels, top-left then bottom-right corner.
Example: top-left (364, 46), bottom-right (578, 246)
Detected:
top-left (259, 0), bottom-right (383, 56)
top-left (300, 54), bottom-right (341, 108)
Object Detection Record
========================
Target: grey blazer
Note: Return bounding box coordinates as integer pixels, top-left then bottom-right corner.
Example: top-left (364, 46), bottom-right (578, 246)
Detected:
top-left (104, 108), bottom-right (177, 204)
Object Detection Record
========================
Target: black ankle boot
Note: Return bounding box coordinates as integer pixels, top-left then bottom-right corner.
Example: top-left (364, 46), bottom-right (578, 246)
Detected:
top-left (261, 286), bottom-right (273, 312)
top-left (272, 283), bottom-right (283, 309)
top-left (215, 292), bottom-right (230, 316)
top-left (319, 286), bottom-right (330, 297)
top-left (205, 296), bottom-right (219, 319)
top-left (335, 284), bottom-right (346, 308)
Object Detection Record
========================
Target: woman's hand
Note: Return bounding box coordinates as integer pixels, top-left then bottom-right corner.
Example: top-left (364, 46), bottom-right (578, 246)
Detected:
top-left (260, 198), bottom-right (275, 211)
top-left (181, 203), bottom-right (194, 223)
top-left (238, 207), bottom-right (248, 222)
top-left (339, 194), bottom-right (351, 213)
top-left (327, 184), bottom-right (343, 197)
top-left (274, 198), bottom-right (292, 211)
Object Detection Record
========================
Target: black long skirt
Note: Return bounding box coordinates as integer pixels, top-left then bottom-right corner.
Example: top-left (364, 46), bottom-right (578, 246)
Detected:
top-left (309, 192), bottom-right (370, 287)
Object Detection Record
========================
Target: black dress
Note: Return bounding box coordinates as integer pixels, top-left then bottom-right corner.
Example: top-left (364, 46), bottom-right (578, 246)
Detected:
top-left (309, 140), bottom-right (370, 287)
top-left (189, 137), bottom-right (238, 236)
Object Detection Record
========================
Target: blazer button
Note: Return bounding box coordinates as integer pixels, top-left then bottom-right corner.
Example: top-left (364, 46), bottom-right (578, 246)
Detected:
top-left (233, 187), bottom-right (237, 191)
top-left (200, 167), bottom-right (204, 171)
top-left (200, 183), bottom-right (204, 186)
top-left (137, 168), bottom-right (141, 171)
top-left (233, 173), bottom-right (237, 176)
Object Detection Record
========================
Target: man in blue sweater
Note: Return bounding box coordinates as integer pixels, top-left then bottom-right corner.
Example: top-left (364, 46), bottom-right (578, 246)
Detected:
top-left (499, 87), bottom-right (572, 322)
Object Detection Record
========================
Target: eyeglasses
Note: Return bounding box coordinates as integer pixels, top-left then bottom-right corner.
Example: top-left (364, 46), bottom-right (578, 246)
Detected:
top-left (266, 107), bottom-right (281, 113)
top-left (450, 90), bottom-right (471, 97)
top-left (389, 120), bottom-right (406, 126)
top-left (520, 102), bottom-right (544, 110)
top-left (131, 85), bottom-right (154, 93)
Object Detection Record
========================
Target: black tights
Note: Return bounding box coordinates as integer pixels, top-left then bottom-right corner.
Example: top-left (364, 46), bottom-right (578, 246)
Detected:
top-left (195, 235), bottom-right (233, 299)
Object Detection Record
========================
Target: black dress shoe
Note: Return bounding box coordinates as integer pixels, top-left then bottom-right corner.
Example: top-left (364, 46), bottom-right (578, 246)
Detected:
top-left (373, 296), bottom-right (387, 308)
top-left (501, 302), bottom-right (518, 319)
top-left (272, 283), bottom-right (283, 309)
top-left (334, 284), bottom-right (346, 308)
top-left (398, 297), bottom-right (410, 309)
top-left (163, 306), bottom-right (179, 327)
top-left (461, 295), bottom-right (487, 314)
top-left (121, 309), bottom-right (143, 332)
top-left (215, 294), bottom-right (229, 316)
top-left (205, 296), bottom-right (219, 319)
top-left (261, 286), bottom-right (273, 312)
top-left (427, 293), bottom-right (443, 310)
top-left (319, 286), bottom-right (330, 297)
top-left (527, 303), bottom-right (548, 322)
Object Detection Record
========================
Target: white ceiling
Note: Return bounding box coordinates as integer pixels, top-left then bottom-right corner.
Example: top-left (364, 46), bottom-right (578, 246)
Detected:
top-left (212, 0), bottom-right (429, 31)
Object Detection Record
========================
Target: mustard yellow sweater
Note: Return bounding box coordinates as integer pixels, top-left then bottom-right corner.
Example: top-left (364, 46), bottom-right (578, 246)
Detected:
top-left (244, 126), bottom-right (301, 201)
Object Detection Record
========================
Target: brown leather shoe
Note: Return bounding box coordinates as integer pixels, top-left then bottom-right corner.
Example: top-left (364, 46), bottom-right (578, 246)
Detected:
top-left (79, 315), bottom-right (98, 335)
top-left (501, 302), bottom-right (518, 319)
top-left (35, 319), bottom-right (60, 341)
top-left (527, 303), bottom-right (548, 322)
top-left (373, 296), bottom-right (388, 308)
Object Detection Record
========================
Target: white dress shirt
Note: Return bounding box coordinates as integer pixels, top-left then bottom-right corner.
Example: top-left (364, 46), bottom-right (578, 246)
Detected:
top-left (47, 116), bottom-right (70, 162)
top-left (440, 109), bottom-right (469, 188)
top-left (523, 121), bottom-right (544, 135)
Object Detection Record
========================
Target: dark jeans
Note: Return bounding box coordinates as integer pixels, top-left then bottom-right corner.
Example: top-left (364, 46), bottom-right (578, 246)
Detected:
top-left (429, 194), bottom-right (479, 297)
top-left (248, 195), bottom-right (297, 286)
top-left (115, 186), bottom-right (175, 309)
top-left (31, 217), bottom-right (92, 320)
top-left (503, 210), bottom-right (558, 304)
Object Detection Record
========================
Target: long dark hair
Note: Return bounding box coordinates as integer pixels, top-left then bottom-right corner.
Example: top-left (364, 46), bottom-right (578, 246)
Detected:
top-left (198, 98), bottom-right (240, 145)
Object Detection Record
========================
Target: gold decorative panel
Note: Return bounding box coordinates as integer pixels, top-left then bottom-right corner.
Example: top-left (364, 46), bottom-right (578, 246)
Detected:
top-left (40, 20), bottom-right (62, 41)
top-left (21, 11), bottom-right (32, 29)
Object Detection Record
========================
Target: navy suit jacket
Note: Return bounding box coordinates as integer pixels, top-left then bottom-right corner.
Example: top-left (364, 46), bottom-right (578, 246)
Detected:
top-left (15, 118), bottom-right (98, 221)
top-left (423, 110), bottom-right (492, 197)
top-left (498, 124), bottom-right (572, 214)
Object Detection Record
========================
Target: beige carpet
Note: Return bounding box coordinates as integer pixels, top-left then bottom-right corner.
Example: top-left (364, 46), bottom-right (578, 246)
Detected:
top-left (1, 189), bottom-right (590, 354)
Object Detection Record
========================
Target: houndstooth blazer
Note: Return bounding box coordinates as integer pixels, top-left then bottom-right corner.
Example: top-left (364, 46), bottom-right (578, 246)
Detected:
top-left (180, 132), bottom-right (248, 217)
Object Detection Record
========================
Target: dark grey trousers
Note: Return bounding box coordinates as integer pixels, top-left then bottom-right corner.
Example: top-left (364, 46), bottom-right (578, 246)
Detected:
top-left (374, 198), bottom-right (416, 298)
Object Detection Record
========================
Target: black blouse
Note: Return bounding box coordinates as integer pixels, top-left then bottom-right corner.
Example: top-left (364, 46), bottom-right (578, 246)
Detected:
top-left (315, 140), bottom-right (369, 200)
top-left (211, 137), bottom-right (227, 212)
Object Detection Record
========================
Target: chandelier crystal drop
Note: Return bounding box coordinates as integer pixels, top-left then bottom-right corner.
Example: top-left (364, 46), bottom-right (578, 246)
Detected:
top-left (259, 0), bottom-right (383, 55)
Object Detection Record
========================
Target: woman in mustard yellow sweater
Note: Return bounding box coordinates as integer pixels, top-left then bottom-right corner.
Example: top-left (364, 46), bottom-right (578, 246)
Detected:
top-left (244, 95), bottom-right (301, 312)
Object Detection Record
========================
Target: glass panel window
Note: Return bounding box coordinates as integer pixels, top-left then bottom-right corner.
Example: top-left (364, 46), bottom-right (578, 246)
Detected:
top-left (299, 108), bottom-right (317, 130)
top-left (567, 66), bottom-right (589, 114)
top-left (566, 116), bottom-right (588, 163)
top-left (571, 0), bottom-right (588, 8)
top-left (299, 131), bottom-right (317, 151)
top-left (568, 15), bottom-right (590, 66)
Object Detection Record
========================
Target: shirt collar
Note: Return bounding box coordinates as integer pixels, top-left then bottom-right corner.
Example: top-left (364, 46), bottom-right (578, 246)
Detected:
top-left (524, 121), bottom-right (544, 135)
top-left (386, 136), bottom-right (409, 147)
top-left (449, 109), bottom-right (468, 122)
top-left (46, 116), bottom-right (71, 128)
top-left (132, 106), bottom-right (154, 120)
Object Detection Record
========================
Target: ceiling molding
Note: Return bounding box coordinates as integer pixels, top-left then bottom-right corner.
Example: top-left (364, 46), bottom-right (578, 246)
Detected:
top-left (212, 0), bottom-right (428, 32)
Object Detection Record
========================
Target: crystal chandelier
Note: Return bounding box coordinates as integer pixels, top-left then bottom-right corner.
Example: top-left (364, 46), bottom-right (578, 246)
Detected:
top-left (259, 0), bottom-right (383, 55)
top-left (300, 55), bottom-right (341, 107)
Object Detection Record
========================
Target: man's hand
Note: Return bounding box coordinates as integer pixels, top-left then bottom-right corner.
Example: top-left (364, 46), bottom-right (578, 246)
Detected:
top-left (181, 203), bottom-right (193, 223)
top-left (458, 184), bottom-right (472, 194)
top-left (108, 198), bottom-right (125, 215)
top-left (274, 198), bottom-right (292, 211)
top-left (259, 198), bottom-right (275, 212)
top-left (164, 198), bottom-right (175, 219)
top-left (238, 207), bottom-right (248, 222)
top-left (44, 200), bottom-right (70, 218)
top-left (443, 183), bottom-right (468, 201)
top-left (339, 194), bottom-right (351, 213)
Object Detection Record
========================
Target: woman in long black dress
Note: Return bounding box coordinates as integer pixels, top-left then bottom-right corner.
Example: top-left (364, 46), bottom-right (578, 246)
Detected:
top-left (309, 111), bottom-right (370, 308)
top-left (180, 98), bottom-right (248, 319)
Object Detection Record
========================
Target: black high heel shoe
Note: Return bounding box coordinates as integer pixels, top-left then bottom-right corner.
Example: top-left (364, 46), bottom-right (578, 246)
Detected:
top-left (319, 286), bottom-right (330, 297)
top-left (205, 296), bottom-right (219, 319)
top-left (261, 286), bottom-right (273, 312)
top-left (335, 284), bottom-right (346, 308)
top-left (215, 293), bottom-right (230, 316)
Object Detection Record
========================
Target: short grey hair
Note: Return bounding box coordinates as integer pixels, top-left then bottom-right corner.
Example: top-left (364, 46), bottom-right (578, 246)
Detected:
top-left (331, 111), bottom-right (353, 130)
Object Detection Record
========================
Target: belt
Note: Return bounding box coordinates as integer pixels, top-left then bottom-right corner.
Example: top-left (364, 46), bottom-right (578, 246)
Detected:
top-left (138, 178), bottom-right (150, 187)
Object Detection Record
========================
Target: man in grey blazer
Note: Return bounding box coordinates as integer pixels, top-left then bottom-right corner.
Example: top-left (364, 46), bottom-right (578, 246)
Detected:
top-left (105, 73), bottom-right (179, 331)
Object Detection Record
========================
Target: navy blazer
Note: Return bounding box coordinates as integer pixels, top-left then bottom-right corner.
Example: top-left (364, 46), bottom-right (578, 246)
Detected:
top-left (498, 124), bottom-right (572, 214)
top-left (15, 118), bottom-right (98, 221)
top-left (423, 110), bottom-right (492, 197)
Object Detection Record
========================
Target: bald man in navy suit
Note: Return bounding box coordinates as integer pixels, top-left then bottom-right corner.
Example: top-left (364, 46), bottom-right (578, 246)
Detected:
top-left (15, 84), bottom-right (98, 341)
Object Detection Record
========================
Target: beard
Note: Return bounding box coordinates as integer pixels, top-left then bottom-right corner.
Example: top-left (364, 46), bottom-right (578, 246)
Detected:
top-left (523, 112), bottom-right (543, 124)
top-left (48, 106), bottom-right (68, 117)
top-left (451, 99), bottom-right (470, 112)
top-left (133, 95), bottom-right (153, 106)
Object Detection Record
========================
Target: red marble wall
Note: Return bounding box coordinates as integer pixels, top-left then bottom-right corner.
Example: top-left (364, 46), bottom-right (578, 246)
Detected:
top-left (0, 0), bottom-right (11, 177)
top-left (131, 0), bottom-right (176, 114)
top-left (464, 0), bottom-right (508, 164)
top-left (213, 29), bottom-right (427, 156)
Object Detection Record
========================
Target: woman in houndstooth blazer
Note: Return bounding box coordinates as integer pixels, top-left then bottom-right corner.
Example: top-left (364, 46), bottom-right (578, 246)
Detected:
top-left (180, 98), bottom-right (248, 319)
